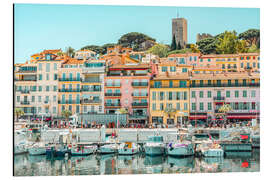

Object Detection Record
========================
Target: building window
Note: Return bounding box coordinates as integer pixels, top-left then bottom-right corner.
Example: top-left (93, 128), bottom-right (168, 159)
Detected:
top-left (53, 95), bottom-right (56, 102)
top-left (46, 63), bottom-right (50, 72)
top-left (251, 90), bottom-right (256, 97)
top-left (76, 105), bottom-right (80, 113)
top-left (176, 103), bottom-right (180, 110)
top-left (235, 91), bottom-right (239, 98)
top-left (226, 91), bottom-right (230, 98)
top-left (159, 92), bottom-right (164, 100)
top-left (192, 103), bottom-right (196, 111)
top-left (38, 107), bottom-right (42, 113)
top-left (182, 68), bottom-right (187, 73)
top-left (38, 74), bottom-right (42, 80)
top-left (53, 107), bottom-right (56, 114)
top-left (243, 90), bottom-right (247, 98)
top-left (17, 96), bottom-right (20, 102)
top-left (208, 59), bottom-right (211, 62)
top-left (199, 102), bottom-right (204, 110)
top-left (39, 86), bottom-right (42, 92)
top-left (208, 102), bottom-right (212, 110)
top-left (31, 96), bottom-right (35, 102)
top-left (199, 91), bottom-right (203, 98)
top-left (168, 92), bottom-right (172, 100)
top-left (38, 63), bottom-right (42, 71)
top-left (179, 81), bottom-right (187, 88)
top-left (46, 74), bottom-right (49, 80)
top-left (69, 105), bottom-right (72, 111)
top-left (170, 66), bottom-right (176, 72)
top-left (252, 102), bottom-right (256, 110)
top-left (46, 86), bottom-right (50, 92)
top-left (99, 106), bottom-right (102, 112)
top-left (208, 80), bottom-right (211, 86)
top-left (54, 63), bottom-right (57, 70)
top-left (191, 91), bottom-right (195, 98)
top-left (152, 92), bottom-right (156, 100)
top-left (160, 103), bottom-right (164, 110)
top-left (54, 74), bottom-right (58, 80)
top-left (207, 91), bottom-right (211, 98)
top-left (152, 103), bottom-right (156, 111)
top-left (161, 66), bottom-right (167, 72)
top-left (184, 103), bottom-right (188, 110)
top-left (184, 92), bottom-right (187, 100)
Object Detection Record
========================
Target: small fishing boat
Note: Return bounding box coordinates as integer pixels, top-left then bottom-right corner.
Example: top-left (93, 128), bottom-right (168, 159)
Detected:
top-left (28, 143), bottom-right (46, 156)
top-left (14, 142), bottom-right (28, 155)
top-left (54, 145), bottom-right (70, 157)
top-left (71, 145), bottom-right (96, 156)
top-left (118, 142), bottom-right (139, 155)
top-left (144, 136), bottom-right (165, 156)
top-left (46, 145), bottom-right (56, 157)
top-left (99, 143), bottom-right (118, 154)
top-left (167, 133), bottom-right (194, 157)
top-left (198, 140), bottom-right (224, 157)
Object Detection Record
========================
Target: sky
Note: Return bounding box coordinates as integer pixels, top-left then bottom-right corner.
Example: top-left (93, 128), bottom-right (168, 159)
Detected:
top-left (14, 4), bottom-right (260, 63)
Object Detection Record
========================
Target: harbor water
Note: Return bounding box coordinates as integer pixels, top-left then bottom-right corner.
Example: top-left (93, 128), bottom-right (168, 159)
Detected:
top-left (14, 149), bottom-right (259, 176)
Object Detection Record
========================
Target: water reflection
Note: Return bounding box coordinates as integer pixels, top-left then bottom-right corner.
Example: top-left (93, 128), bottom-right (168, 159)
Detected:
top-left (14, 151), bottom-right (260, 176)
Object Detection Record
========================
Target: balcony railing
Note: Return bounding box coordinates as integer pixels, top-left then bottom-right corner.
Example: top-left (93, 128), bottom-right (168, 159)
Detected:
top-left (131, 82), bottom-right (148, 87)
top-left (81, 88), bottom-right (101, 92)
top-left (58, 88), bottom-right (81, 92)
top-left (105, 103), bottom-right (121, 107)
top-left (132, 102), bottom-right (148, 107)
top-left (20, 90), bottom-right (30, 94)
top-left (105, 93), bottom-right (121, 97)
top-left (20, 101), bottom-right (30, 105)
top-left (132, 93), bottom-right (148, 97)
top-left (81, 99), bottom-right (101, 104)
top-left (190, 83), bottom-right (260, 88)
top-left (15, 79), bottom-right (37, 81)
top-left (150, 85), bottom-right (187, 88)
top-left (58, 78), bottom-right (81, 82)
top-left (105, 83), bottom-right (121, 87)
top-left (213, 97), bottom-right (225, 101)
top-left (129, 114), bottom-right (148, 119)
top-left (58, 100), bottom-right (80, 104)
top-left (82, 79), bottom-right (101, 83)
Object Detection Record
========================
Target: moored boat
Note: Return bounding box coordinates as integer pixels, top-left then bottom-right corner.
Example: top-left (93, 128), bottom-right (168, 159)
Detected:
top-left (99, 143), bottom-right (118, 154)
top-left (198, 140), bottom-right (224, 157)
top-left (55, 145), bottom-right (70, 157)
top-left (118, 142), bottom-right (139, 155)
top-left (167, 142), bottom-right (194, 157)
top-left (28, 143), bottom-right (46, 156)
top-left (144, 136), bottom-right (165, 156)
top-left (14, 142), bottom-right (28, 155)
top-left (71, 145), bottom-right (95, 156)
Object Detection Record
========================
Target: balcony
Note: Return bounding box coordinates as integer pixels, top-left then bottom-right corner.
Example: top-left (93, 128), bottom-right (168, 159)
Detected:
top-left (129, 114), bottom-right (148, 119)
top-left (58, 100), bottom-right (80, 104)
top-left (105, 83), bottom-right (121, 87)
top-left (82, 79), bottom-right (101, 83)
top-left (58, 78), bottom-right (81, 82)
top-left (58, 88), bottom-right (81, 92)
top-left (190, 83), bottom-right (260, 88)
top-left (105, 93), bottom-right (121, 97)
top-left (150, 85), bottom-right (187, 88)
top-left (132, 93), bottom-right (148, 97)
top-left (20, 90), bottom-right (30, 94)
top-left (21, 101), bottom-right (30, 105)
top-left (132, 102), bottom-right (148, 107)
top-left (105, 102), bottom-right (121, 107)
top-left (132, 82), bottom-right (148, 87)
top-left (82, 67), bottom-right (105, 74)
top-left (213, 97), bottom-right (225, 101)
top-left (15, 79), bottom-right (37, 82)
top-left (81, 88), bottom-right (101, 92)
top-left (44, 100), bottom-right (49, 104)
top-left (81, 99), bottom-right (101, 104)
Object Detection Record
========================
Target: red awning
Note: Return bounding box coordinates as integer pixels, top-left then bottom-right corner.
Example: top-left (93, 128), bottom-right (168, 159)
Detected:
top-left (189, 116), bottom-right (207, 120)
top-left (215, 102), bottom-right (224, 105)
top-left (227, 116), bottom-right (256, 119)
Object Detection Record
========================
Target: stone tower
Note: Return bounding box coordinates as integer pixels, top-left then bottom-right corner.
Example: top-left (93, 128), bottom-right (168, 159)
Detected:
top-left (172, 18), bottom-right (187, 48)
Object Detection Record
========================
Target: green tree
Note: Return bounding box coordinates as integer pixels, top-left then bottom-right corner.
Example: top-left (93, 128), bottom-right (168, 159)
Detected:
top-left (248, 44), bottom-right (260, 53)
top-left (147, 43), bottom-right (169, 58)
top-left (190, 44), bottom-right (200, 53)
top-left (80, 45), bottom-right (104, 55)
top-left (61, 110), bottom-right (72, 128)
top-left (14, 108), bottom-right (24, 122)
top-left (118, 32), bottom-right (156, 51)
top-left (101, 43), bottom-right (117, 54)
top-left (238, 29), bottom-right (260, 47)
top-left (196, 37), bottom-right (217, 54)
top-left (65, 46), bottom-right (75, 57)
top-left (216, 31), bottom-right (248, 54)
top-left (171, 35), bottom-right (177, 51)
top-left (177, 42), bottom-right (182, 50)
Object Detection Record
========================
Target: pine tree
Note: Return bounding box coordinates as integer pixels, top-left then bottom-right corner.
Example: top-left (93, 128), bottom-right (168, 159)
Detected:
top-left (177, 42), bottom-right (182, 50)
top-left (171, 35), bottom-right (177, 51)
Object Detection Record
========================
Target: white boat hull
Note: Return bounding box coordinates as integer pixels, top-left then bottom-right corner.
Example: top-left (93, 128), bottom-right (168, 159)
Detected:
top-left (167, 145), bottom-right (194, 157)
top-left (99, 145), bottom-right (117, 154)
top-left (14, 145), bottom-right (28, 155)
top-left (144, 145), bottom-right (165, 156)
top-left (202, 149), bottom-right (224, 157)
top-left (118, 148), bottom-right (138, 155)
top-left (29, 147), bottom-right (46, 155)
top-left (71, 147), bottom-right (94, 156)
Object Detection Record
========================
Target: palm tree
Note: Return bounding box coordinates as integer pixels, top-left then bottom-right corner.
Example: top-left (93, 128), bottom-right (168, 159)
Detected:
top-left (14, 108), bottom-right (24, 122)
top-left (61, 110), bottom-right (72, 128)
top-left (164, 107), bottom-right (177, 125)
top-left (218, 104), bottom-right (232, 124)
top-left (65, 46), bottom-right (75, 58)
